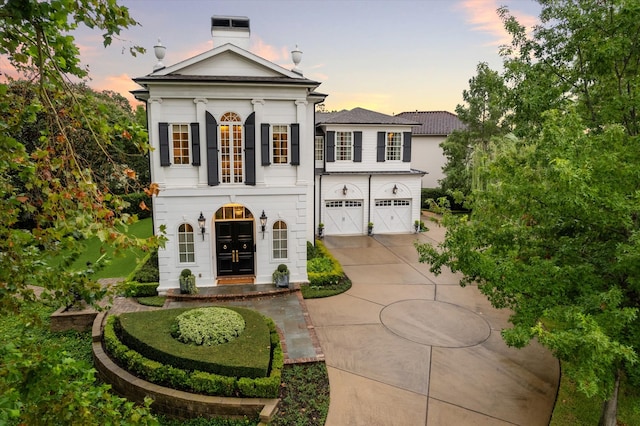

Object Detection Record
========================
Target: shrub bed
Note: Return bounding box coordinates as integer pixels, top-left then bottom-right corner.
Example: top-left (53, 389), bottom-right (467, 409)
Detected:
top-left (307, 240), bottom-right (343, 287)
top-left (103, 312), bottom-right (283, 398)
top-left (120, 281), bottom-right (159, 297)
top-left (115, 307), bottom-right (270, 378)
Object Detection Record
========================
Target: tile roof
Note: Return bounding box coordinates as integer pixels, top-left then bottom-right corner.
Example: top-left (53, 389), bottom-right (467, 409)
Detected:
top-left (394, 111), bottom-right (466, 135)
top-left (316, 107), bottom-right (419, 125)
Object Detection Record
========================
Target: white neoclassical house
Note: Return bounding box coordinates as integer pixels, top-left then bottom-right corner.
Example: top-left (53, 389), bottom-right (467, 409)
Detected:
top-left (133, 16), bottom-right (430, 292)
top-left (133, 16), bottom-right (325, 293)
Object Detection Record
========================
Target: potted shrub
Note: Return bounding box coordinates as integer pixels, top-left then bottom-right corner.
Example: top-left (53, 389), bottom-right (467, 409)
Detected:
top-left (367, 222), bottom-right (374, 236)
top-left (414, 220), bottom-right (421, 233)
top-left (272, 264), bottom-right (290, 288)
top-left (317, 223), bottom-right (324, 238)
top-left (179, 268), bottom-right (198, 294)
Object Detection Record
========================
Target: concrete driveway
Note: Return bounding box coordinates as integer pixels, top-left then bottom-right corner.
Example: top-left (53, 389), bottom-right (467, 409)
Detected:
top-left (305, 222), bottom-right (559, 426)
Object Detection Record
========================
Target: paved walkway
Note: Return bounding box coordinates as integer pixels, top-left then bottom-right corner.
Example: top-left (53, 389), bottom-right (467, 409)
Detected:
top-left (305, 221), bottom-right (559, 426)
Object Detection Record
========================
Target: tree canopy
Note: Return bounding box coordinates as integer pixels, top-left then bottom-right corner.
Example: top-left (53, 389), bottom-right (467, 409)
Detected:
top-left (420, 1), bottom-right (640, 424)
top-left (0, 0), bottom-right (160, 422)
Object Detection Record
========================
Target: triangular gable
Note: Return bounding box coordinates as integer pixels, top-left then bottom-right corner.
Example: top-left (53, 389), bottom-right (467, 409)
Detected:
top-left (150, 43), bottom-right (301, 79)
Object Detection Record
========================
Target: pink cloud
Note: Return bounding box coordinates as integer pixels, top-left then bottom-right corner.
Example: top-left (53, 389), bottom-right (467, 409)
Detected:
top-left (457, 0), bottom-right (538, 46)
top-left (250, 37), bottom-right (290, 65)
top-left (92, 73), bottom-right (142, 108)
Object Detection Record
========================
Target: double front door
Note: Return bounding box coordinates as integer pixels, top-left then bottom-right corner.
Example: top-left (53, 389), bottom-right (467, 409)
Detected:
top-left (215, 220), bottom-right (254, 276)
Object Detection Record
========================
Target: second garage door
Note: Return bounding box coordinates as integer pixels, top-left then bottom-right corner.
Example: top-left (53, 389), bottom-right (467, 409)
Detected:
top-left (373, 199), bottom-right (412, 233)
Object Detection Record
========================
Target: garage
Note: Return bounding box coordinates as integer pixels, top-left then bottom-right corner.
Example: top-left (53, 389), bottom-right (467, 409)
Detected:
top-left (324, 199), bottom-right (364, 235)
top-left (373, 199), bottom-right (412, 233)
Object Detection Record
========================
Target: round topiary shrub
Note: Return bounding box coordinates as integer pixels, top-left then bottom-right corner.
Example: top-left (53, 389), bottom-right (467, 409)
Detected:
top-left (171, 307), bottom-right (245, 346)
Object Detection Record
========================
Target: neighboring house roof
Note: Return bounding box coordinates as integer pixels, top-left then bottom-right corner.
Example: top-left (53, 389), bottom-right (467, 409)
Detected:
top-left (317, 107), bottom-right (419, 126)
top-left (394, 111), bottom-right (465, 135)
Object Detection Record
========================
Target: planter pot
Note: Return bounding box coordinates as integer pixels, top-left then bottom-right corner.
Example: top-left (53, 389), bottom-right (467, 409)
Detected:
top-left (179, 275), bottom-right (196, 294)
top-left (275, 274), bottom-right (290, 288)
top-left (367, 226), bottom-right (373, 236)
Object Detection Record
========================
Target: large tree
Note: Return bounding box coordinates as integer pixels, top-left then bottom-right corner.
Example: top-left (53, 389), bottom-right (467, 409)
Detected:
top-left (0, 0), bottom-right (160, 422)
top-left (440, 62), bottom-right (510, 196)
top-left (419, 1), bottom-right (640, 425)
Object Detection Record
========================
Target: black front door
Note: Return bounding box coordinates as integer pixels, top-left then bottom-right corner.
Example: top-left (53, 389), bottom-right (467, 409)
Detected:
top-left (215, 220), bottom-right (255, 276)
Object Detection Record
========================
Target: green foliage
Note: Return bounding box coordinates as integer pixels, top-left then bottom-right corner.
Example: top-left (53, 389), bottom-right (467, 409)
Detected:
top-left (171, 307), bottom-right (246, 346)
top-left (104, 313), bottom-right (283, 398)
top-left (116, 307), bottom-right (270, 378)
top-left (136, 296), bottom-right (166, 307)
top-left (180, 269), bottom-right (193, 277)
top-left (120, 281), bottom-right (159, 298)
top-left (417, 110), bottom-right (640, 409)
top-left (271, 363), bottom-right (330, 426)
top-left (130, 249), bottom-right (160, 283)
top-left (307, 240), bottom-right (320, 260)
top-left (0, 302), bottom-right (157, 425)
top-left (307, 239), bottom-right (344, 287)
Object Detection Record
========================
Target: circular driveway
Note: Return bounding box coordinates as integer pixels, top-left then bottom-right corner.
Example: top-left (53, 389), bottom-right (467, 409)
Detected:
top-left (381, 300), bottom-right (491, 348)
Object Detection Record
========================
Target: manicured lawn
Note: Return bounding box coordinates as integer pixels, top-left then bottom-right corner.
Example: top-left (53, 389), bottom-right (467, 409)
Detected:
top-left (56, 218), bottom-right (153, 279)
top-left (550, 372), bottom-right (640, 425)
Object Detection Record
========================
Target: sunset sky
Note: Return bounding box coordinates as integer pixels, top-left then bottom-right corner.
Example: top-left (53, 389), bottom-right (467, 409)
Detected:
top-left (32, 0), bottom-right (540, 115)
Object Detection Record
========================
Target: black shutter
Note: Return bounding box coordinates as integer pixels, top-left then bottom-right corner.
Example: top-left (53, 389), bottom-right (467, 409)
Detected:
top-left (244, 112), bottom-right (256, 185)
top-left (159, 122), bottom-right (170, 166)
top-left (205, 111), bottom-right (219, 186)
top-left (326, 131), bottom-right (335, 162)
top-left (402, 132), bottom-right (412, 162)
top-left (353, 131), bottom-right (362, 162)
top-left (261, 123), bottom-right (271, 166)
top-left (377, 131), bottom-right (386, 162)
top-left (190, 122), bottom-right (201, 166)
top-left (290, 123), bottom-right (300, 165)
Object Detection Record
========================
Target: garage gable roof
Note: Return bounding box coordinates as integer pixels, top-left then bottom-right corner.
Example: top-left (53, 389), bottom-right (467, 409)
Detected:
top-left (317, 107), bottom-right (418, 126)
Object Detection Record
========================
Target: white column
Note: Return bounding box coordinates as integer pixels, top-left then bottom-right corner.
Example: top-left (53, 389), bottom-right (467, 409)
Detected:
top-left (148, 97), bottom-right (164, 187)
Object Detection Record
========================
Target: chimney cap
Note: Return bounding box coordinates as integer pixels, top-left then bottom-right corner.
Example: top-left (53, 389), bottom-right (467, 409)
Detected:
top-left (211, 15), bottom-right (250, 30)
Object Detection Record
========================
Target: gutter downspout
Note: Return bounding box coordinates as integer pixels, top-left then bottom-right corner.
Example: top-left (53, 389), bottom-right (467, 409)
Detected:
top-left (368, 174), bottom-right (372, 226)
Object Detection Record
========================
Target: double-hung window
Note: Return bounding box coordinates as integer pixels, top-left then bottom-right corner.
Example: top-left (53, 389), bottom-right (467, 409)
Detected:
top-left (272, 125), bottom-right (289, 164)
top-left (178, 223), bottom-right (195, 263)
top-left (315, 136), bottom-right (324, 161)
top-left (386, 132), bottom-right (402, 161)
top-left (336, 131), bottom-right (352, 161)
top-left (272, 220), bottom-right (288, 259)
top-left (172, 124), bottom-right (190, 164)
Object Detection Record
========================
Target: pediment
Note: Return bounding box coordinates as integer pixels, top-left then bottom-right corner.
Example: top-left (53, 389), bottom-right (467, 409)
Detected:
top-left (151, 44), bottom-right (297, 79)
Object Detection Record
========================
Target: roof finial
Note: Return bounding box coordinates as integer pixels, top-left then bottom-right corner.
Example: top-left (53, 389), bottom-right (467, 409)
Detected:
top-left (291, 44), bottom-right (302, 75)
top-left (153, 38), bottom-right (166, 71)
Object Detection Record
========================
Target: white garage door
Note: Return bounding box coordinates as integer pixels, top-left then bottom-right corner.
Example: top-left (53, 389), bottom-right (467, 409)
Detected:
top-left (324, 200), bottom-right (363, 235)
top-left (374, 199), bottom-right (412, 233)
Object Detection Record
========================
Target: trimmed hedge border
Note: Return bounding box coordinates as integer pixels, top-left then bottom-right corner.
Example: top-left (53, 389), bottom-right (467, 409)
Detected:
top-left (102, 313), bottom-right (283, 399)
top-left (93, 313), bottom-right (279, 422)
top-left (307, 239), bottom-right (344, 287)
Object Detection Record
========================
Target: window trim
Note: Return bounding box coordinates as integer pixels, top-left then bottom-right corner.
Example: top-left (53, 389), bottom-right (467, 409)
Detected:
top-left (271, 124), bottom-right (289, 165)
top-left (177, 223), bottom-right (196, 264)
top-left (385, 132), bottom-right (402, 162)
top-left (171, 123), bottom-right (191, 165)
top-left (335, 131), bottom-right (353, 161)
top-left (315, 135), bottom-right (324, 161)
top-left (272, 220), bottom-right (288, 260)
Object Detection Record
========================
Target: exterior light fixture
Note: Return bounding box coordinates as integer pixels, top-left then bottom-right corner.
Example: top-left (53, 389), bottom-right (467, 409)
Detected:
top-left (392, 184), bottom-right (398, 194)
top-left (198, 212), bottom-right (206, 240)
top-left (343, 185), bottom-right (348, 195)
top-left (260, 210), bottom-right (268, 239)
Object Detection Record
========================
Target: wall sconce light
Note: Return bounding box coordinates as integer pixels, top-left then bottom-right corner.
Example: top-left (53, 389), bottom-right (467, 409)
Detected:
top-left (392, 184), bottom-right (398, 194)
top-left (260, 210), bottom-right (268, 239)
top-left (342, 185), bottom-right (348, 195)
top-left (198, 212), bottom-right (206, 240)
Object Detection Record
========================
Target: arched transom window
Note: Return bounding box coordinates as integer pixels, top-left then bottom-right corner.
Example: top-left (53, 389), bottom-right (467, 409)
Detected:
top-left (178, 223), bottom-right (195, 263)
top-left (272, 220), bottom-right (288, 259)
top-left (220, 112), bottom-right (243, 184)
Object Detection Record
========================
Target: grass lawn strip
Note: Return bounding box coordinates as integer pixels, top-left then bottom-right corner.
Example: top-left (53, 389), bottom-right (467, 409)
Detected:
top-left (117, 307), bottom-right (271, 378)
